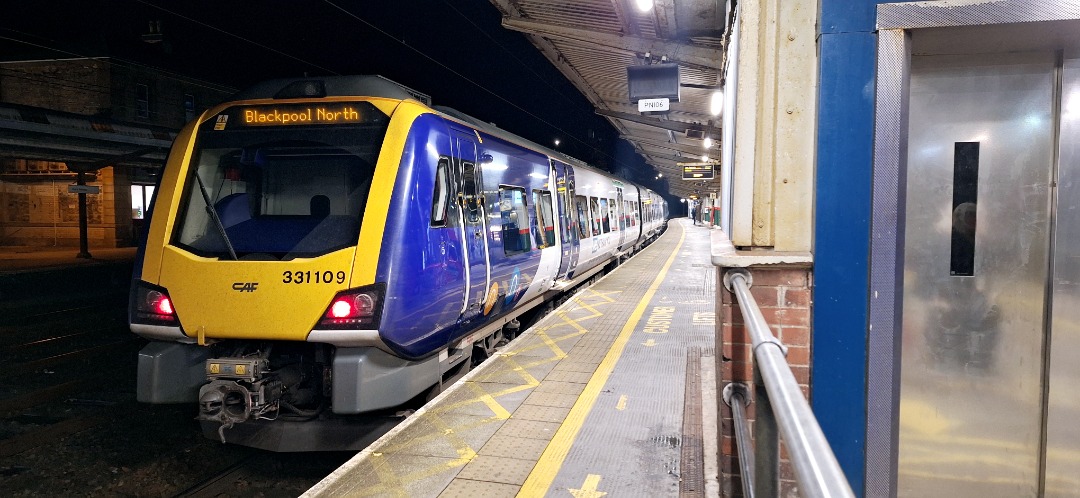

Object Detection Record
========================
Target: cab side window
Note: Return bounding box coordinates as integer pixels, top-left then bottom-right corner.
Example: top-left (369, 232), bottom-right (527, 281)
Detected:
top-left (430, 158), bottom-right (450, 227)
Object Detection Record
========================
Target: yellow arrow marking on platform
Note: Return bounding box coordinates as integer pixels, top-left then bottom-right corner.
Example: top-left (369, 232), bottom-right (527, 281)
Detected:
top-left (569, 474), bottom-right (608, 498)
top-left (616, 395), bottom-right (628, 411)
top-left (642, 338), bottom-right (656, 347)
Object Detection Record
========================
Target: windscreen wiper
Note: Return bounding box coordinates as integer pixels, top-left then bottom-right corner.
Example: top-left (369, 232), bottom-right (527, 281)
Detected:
top-left (194, 173), bottom-right (238, 260)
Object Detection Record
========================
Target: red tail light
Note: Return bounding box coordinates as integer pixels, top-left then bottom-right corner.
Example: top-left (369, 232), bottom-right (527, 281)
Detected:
top-left (317, 284), bottom-right (384, 329)
top-left (131, 282), bottom-right (178, 325)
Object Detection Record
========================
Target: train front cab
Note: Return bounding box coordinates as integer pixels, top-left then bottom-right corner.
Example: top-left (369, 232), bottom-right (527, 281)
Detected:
top-left (130, 81), bottom-right (479, 449)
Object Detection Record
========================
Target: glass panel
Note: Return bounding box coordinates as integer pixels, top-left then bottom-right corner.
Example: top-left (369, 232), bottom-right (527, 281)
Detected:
top-left (590, 197), bottom-right (601, 235)
top-left (431, 158), bottom-right (450, 227)
top-left (131, 186), bottom-right (144, 219)
top-left (172, 103), bottom-right (388, 260)
top-left (500, 186), bottom-right (530, 255)
top-left (575, 195), bottom-right (590, 239)
top-left (533, 189), bottom-right (555, 248)
top-left (950, 142), bottom-right (979, 276)
top-left (145, 186), bottom-right (155, 214)
top-left (599, 198), bottom-right (610, 233)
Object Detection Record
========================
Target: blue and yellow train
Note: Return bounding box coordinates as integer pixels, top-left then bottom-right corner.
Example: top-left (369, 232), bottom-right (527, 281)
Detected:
top-left (129, 76), bottom-right (667, 450)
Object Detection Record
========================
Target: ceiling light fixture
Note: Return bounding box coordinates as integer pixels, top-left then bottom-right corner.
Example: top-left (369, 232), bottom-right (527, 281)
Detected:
top-left (634, 0), bottom-right (653, 12)
top-left (710, 90), bottom-right (723, 116)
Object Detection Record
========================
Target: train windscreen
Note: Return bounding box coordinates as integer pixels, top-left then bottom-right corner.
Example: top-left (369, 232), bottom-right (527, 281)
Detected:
top-left (171, 102), bottom-right (390, 260)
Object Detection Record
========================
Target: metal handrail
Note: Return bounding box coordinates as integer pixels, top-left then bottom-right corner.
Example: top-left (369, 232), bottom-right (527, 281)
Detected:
top-left (722, 269), bottom-right (855, 498)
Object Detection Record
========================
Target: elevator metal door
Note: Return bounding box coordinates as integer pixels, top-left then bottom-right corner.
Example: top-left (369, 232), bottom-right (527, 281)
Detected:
top-left (1044, 52), bottom-right (1080, 497)
top-left (900, 52), bottom-right (1056, 497)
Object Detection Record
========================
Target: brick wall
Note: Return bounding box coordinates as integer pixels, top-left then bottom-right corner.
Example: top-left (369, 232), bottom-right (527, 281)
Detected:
top-left (0, 58), bottom-right (233, 248)
top-left (717, 266), bottom-right (812, 497)
top-left (0, 60), bottom-right (112, 115)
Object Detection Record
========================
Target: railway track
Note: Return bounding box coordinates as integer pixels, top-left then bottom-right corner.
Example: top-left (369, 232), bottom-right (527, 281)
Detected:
top-left (0, 263), bottom-right (578, 496)
top-left (0, 293), bottom-right (362, 497)
top-left (174, 452), bottom-right (355, 498)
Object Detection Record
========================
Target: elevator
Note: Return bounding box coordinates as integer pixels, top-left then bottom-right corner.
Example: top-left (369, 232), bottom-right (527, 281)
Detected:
top-left (899, 46), bottom-right (1080, 497)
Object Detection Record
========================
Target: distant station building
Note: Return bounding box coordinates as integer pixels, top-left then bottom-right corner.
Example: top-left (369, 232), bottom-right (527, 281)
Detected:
top-left (0, 57), bottom-right (233, 248)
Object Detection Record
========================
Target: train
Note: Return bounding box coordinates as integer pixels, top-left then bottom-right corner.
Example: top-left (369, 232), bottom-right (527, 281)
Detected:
top-left (129, 75), bottom-right (668, 451)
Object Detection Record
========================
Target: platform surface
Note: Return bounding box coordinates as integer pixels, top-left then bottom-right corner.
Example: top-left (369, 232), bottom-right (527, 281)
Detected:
top-left (305, 218), bottom-right (718, 497)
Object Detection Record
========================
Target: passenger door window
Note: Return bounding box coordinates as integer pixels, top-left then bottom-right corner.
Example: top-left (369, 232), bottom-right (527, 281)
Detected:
top-left (500, 186), bottom-right (531, 255)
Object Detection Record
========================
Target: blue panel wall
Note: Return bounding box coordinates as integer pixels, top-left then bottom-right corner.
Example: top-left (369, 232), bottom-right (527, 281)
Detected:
top-left (813, 1), bottom-right (883, 496)
top-left (820, 0), bottom-right (878, 34)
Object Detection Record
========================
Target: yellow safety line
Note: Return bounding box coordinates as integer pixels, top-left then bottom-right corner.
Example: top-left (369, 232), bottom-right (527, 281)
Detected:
top-left (517, 227), bottom-right (686, 497)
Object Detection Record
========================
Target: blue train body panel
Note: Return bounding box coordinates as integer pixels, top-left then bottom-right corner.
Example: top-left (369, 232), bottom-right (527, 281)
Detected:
top-left (377, 115), bottom-right (465, 358)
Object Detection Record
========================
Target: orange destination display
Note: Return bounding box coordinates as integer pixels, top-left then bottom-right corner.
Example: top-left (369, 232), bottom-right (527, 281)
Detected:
top-left (242, 105), bottom-right (363, 126)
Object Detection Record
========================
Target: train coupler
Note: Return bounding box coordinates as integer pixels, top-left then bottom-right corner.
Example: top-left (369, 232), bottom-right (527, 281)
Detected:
top-left (196, 357), bottom-right (282, 442)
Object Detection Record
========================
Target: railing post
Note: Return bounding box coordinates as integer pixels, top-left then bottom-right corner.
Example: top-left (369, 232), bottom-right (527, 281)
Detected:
top-left (754, 367), bottom-right (779, 497)
top-left (723, 383), bottom-right (756, 498)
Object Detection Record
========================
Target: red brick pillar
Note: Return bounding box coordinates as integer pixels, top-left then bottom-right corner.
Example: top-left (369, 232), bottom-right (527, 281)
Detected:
top-left (717, 265), bottom-right (812, 497)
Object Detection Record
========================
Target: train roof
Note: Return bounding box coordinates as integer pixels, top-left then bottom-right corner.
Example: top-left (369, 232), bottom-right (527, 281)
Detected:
top-left (231, 75), bottom-right (431, 105)
top-left (231, 76), bottom-right (661, 199)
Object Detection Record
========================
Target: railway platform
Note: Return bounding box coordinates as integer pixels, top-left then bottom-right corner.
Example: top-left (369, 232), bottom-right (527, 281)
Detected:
top-left (305, 218), bottom-right (718, 497)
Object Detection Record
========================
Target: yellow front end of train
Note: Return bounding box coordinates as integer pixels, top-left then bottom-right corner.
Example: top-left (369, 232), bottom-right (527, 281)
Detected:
top-left (129, 77), bottom-right (449, 450)
top-left (132, 90), bottom-right (423, 344)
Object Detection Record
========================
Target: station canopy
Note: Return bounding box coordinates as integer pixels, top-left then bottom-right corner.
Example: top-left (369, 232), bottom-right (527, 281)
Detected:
top-left (489, 0), bottom-right (727, 199)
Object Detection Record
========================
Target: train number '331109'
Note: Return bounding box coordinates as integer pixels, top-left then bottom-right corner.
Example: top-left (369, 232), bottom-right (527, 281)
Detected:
top-left (282, 270), bottom-right (347, 284)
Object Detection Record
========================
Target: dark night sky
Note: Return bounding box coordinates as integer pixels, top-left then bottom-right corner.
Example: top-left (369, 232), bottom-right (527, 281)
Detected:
top-left (0, 0), bottom-right (667, 192)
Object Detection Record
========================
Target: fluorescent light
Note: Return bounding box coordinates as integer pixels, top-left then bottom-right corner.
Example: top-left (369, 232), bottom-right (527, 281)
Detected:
top-left (710, 90), bottom-right (723, 116)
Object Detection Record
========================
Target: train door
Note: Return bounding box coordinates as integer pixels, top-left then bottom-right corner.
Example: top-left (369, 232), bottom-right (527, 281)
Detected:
top-left (453, 130), bottom-right (490, 320)
top-left (614, 184), bottom-right (625, 248)
top-left (898, 50), bottom-right (1080, 496)
top-left (552, 160), bottom-right (579, 279)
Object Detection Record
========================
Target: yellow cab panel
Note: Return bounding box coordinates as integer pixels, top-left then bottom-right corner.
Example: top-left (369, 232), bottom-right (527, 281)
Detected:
top-left (158, 246), bottom-right (356, 341)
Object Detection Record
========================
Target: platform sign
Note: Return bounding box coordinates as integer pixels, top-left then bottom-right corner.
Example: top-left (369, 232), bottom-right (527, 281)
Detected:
top-left (638, 98), bottom-right (670, 112)
top-left (680, 163), bottom-right (715, 180)
top-left (68, 184), bottom-right (100, 194)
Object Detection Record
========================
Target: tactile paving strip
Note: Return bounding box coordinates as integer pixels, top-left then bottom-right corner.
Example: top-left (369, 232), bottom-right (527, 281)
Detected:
top-left (304, 220), bottom-right (716, 498)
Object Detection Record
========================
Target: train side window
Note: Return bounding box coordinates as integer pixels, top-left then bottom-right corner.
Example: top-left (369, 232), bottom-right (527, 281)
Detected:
top-left (608, 198), bottom-right (617, 231)
top-left (590, 197), bottom-right (601, 235)
top-left (575, 195), bottom-right (590, 239)
top-left (599, 198), bottom-right (610, 233)
top-left (500, 186), bottom-right (531, 255)
top-left (431, 158), bottom-right (450, 227)
top-left (533, 189), bottom-right (555, 248)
